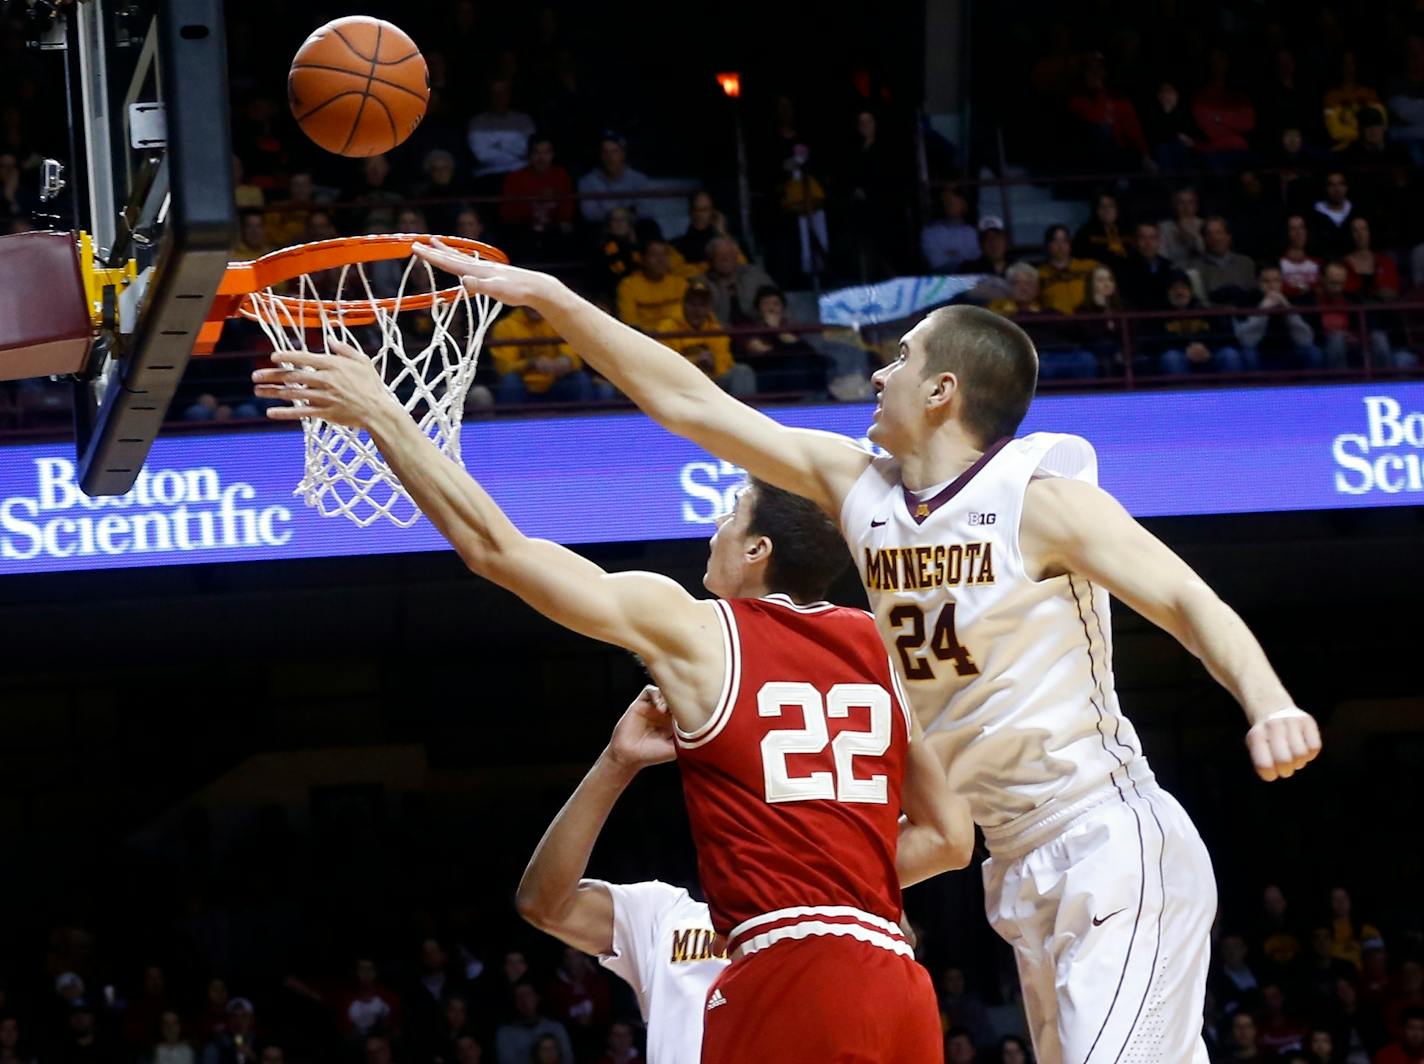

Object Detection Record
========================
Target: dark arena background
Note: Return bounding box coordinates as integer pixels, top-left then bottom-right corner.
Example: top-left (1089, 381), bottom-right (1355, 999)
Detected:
top-left (2, 2), bottom-right (1424, 1064)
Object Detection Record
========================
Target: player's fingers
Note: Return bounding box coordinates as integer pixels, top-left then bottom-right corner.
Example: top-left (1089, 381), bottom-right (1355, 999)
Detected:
top-left (1267, 723), bottom-right (1295, 778)
top-left (265, 405), bottom-right (316, 421)
top-left (1246, 729), bottom-right (1278, 782)
top-left (273, 350), bottom-right (327, 369)
top-left (1302, 715), bottom-right (1323, 760)
top-left (328, 340), bottom-right (362, 359)
top-left (1285, 721), bottom-right (1311, 766)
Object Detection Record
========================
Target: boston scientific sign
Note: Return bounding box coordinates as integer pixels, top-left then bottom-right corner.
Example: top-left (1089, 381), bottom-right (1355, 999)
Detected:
top-left (2, 382), bottom-right (1421, 576)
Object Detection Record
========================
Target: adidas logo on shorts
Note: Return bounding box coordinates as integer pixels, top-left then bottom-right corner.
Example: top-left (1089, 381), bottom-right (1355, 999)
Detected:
top-left (706, 989), bottom-right (727, 1011)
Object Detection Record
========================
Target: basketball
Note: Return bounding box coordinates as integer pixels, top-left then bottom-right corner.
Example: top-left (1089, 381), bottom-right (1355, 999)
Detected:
top-left (288, 16), bottom-right (429, 158)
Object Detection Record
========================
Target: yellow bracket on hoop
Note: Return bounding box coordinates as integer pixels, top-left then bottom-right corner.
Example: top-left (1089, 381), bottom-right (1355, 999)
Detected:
top-left (78, 230), bottom-right (138, 328)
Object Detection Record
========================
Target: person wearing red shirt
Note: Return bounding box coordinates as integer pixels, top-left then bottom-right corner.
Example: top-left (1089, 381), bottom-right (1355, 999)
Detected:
top-left (1067, 54), bottom-right (1151, 171)
top-left (500, 136), bottom-right (575, 232)
top-left (1193, 49), bottom-right (1256, 167)
top-left (1375, 1009), bottom-right (1424, 1064)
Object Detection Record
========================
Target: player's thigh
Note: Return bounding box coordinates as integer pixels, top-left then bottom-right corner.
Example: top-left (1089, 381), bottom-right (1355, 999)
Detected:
top-left (701, 939), bottom-right (940, 1064)
top-left (1054, 786), bottom-right (1215, 1064)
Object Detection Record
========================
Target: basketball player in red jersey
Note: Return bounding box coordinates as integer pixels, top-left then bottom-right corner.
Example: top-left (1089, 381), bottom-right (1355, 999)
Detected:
top-left (254, 346), bottom-right (973, 1063)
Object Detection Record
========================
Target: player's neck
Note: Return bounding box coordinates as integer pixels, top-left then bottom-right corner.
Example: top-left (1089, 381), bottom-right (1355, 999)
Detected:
top-left (897, 427), bottom-right (984, 492)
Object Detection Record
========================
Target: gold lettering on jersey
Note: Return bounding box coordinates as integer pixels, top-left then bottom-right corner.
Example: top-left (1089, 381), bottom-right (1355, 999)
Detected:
top-left (670, 928), bottom-right (727, 963)
top-left (863, 542), bottom-right (996, 591)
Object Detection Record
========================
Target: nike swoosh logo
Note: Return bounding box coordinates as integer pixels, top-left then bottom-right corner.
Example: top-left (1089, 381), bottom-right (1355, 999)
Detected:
top-left (871, 518), bottom-right (887, 527)
top-left (1093, 908), bottom-right (1128, 927)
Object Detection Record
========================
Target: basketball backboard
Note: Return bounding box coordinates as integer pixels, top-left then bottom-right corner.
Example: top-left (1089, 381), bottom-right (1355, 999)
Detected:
top-left (28, 0), bottom-right (236, 495)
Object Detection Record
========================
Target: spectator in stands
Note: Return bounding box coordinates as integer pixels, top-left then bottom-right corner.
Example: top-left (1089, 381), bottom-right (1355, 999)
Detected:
top-left (1259, 48), bottom-right (1319, 147)
top-left (1226, 1011), bottom-right (1265, 1061)
top-left (1312, 172), bottom-right (1357, 259)
top-left (1066, 51), bottom-right (1152, 172)
top-left (846, 109), bottom-right (907, 279)
top-left (1236, 266), bottom-right (1321, 373)
top-left (921, 185), bottom-right (980, 272)
top-left (304, 210), bottom-right (338, 242)
top-left (145, 1012), bottom-right (195, 1064)
top-left (701, 236), bottom-right (775, 325)
top-left (1347, 107), bottom-right (1410, 170)
top-left (1215, 933), bottom-right (1262, 1016)
top-left (123, 966), bottom-right (173, 1049)
top-left (263, 171), bottom-right (320, 249)
top-left (424, 997), bottom-right (473, 1064)
top-left (776, 142), bottom-right (830, 281)
top-left (344, 154), bottom-right (403, 233)
top-left (1388, 962), bottom-right (1424, 1039)
top-left (1074, 265), bottom-right (1124, 373)
top-left (742, 285), bottom-right (825, 394)
top-left (1258, 885), bottom-right (1306, 976)
top-left (1037, 224), bottom-right (1098, 315)
top-left (454, 207), bottom-right (486, 242)
top-left (56, 1005), bottom-right (114, 1064)
top-left (364, 1035), bottom-right (394, 1064)
top-left (592, 1021), bottom-right (640, 1064)
top-left (1160, 186), bottom-right (1206, 267)
top-left (231, 155), bottom-right (264, 211)
top-left (467, 80), bottom-right (535, 184)
top-left (1141, 81), bottom-right (1198, 172)
top-left (235, 211), bottom-right (270, 260)
top-left (499, 135), bottom-right (574, 239)
top-left (989, 262), bottom-right (1096, 379)
top-left (962, 217), bottom-right (1010, 279)
top-left (655, 277), bottom-right (756, 396)
top-left (1388, 35), bottom-right (1424, 164)
top-left (1344, 217), bottom-right (1403, 305)
top-left (542, 949), bottom-right (609, 1060)
top-left (1229, 170), bottom-right (1283, 263)
top-left (408, 150), bottom-right (471, 235)
top-left (1193, 217), bottom-right (1258, 306)
top-left (1120, 221), bottom-right (1174, 309)
top-left (1374, 1009), bottom-right (1424, 1064)
top-left (340, 959), bottom-right (403, 1039)
top-left (617, 240), bottom-right (688, 332)
top-left (494, 983), bottom-right (570, 1064)
top-left (1281, 215), bottom-right (1323, 299)
top-left (588, 206), bottom-right (641, 306)
top-left (1192, 49), bottom-right (1256, 169)
top-left (489, 305), bottom-right (594, 403)
top-left (1331, 888), bottom-right (1383, 971)
top-left (529, 1035), bottom-right (564, 1064)
top-left (938, 967), bottom-right (992, 1051)
top-left (1072, 192), bottom-right (1128, 271)
top-left (453, 1036), bottom-right (482, 1064)
top-left (201, 999), bottom-right (257, 1064)
top-left (672, 191), bottom-right (732, 269)
top-left (1146, 270), bottom-right (1244, 376)
top-left (1317, 261), bottom-right (1371, 369)
top-left (0, 1014), bottom-right (36, 1064)
top-left (1257, 982), bottom-right (1308, 1056)
top-left (196, 980), bottom-right (231, 1045)
top-left (945, 1028), bottom-right (976, 1064)
top-left (578, 135), bottom-right (653, 226)
top-left (1271, 128), bottom-right (1326, 213)
top-left (1301, 1026), bottom-right (1334, 1064)
top-left (996, 1035), bottom-right (1031, 1064)
top-left (1324, 52), bottom-right (1386, 153)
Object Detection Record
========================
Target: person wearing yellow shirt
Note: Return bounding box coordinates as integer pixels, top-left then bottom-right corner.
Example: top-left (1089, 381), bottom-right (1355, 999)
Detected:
top-left (655, 280), bottom-right (756, 396)
top-left (1037, 225), bottom-right (1100, 316)
top-left (616, 241), bottom-right (688, 332)
top-left (489, 305), bottom-right (595, 403)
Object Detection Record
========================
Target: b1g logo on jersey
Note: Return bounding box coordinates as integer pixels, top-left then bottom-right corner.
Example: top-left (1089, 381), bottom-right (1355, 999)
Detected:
top-left (967, 511), bottom-right (997, 525)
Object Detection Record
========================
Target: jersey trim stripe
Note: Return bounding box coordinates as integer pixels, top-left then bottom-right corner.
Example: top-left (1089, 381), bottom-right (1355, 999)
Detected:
top-left (731, 920), bottom-right (914, 962)
top-left (886, 657), bottom-right (914, 737)
top-left (674, 599), bottom-right (741, 749)
top-left (900, 436), bottom-right (1011, 524)
top-left (760, 593), bottom-right (836, 613)
top-left (730, 905), bottom-right (904, 942)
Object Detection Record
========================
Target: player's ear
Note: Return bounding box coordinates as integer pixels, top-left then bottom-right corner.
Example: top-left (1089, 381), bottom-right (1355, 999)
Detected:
top-left (745, 534), bottom-right (772, 566)
top-left (925, 371), bottom-right (957, 412)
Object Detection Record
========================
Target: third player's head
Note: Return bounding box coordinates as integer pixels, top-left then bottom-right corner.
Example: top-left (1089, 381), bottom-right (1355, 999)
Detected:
top-left (703, 479), bottom-right (849, 604)
top-left (869, 304), bottom-right (1038, 456)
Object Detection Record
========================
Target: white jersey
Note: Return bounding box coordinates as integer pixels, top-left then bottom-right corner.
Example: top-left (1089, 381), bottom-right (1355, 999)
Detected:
top-left (840, 432), bottom-right (1152, 829)
top-left (596, 880), bottom-right (728, 1064)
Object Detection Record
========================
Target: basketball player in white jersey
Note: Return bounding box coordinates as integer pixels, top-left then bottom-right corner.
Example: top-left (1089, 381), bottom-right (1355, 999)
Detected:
top-left (409, 241), bottom-right (1323, 1064)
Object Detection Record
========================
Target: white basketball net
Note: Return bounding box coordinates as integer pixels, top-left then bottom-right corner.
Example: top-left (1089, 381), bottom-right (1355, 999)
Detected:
top-left (245, 247), bottom-right (500, 528)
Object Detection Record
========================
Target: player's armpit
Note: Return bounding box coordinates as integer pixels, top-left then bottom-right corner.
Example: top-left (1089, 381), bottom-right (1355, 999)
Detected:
top-left (516, 878), bottom-right (616, 958)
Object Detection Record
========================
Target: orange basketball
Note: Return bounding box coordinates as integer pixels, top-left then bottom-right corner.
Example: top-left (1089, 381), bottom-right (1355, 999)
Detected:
top-left (288, 16), bottom-right (429, 158)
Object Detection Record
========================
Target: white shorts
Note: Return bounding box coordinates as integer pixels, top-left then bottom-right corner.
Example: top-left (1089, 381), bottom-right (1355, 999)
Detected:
top-left (982, 779), bottom-right (1215, 1064)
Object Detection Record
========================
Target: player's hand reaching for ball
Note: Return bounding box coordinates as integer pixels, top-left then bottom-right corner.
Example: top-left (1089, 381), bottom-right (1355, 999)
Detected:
top-left (252, 341), bottom-right (395, 428)
top-left (607, 685), bottom-right (677, 772)
top-left (413, 237), bottom-right (562, 309)
top-left (1245, 707), bottom-right (1322, 782)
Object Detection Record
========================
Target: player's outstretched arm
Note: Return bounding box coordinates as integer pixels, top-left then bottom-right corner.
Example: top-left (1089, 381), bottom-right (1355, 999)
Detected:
top-left (516, 686), bottom-right (677, 955)
top-left (412, 241), bottom-right (872, 516)
top-left (897, 722), bottom-right (975, 886)
top-left (253, 345), bottom-right (709, 677)
top-left (1021, 476), bottom-right (1322, 782)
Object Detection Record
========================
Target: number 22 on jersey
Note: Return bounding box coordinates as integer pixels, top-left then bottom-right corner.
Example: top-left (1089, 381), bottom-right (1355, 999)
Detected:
top-left (758, 682), bottom-right (892, 805)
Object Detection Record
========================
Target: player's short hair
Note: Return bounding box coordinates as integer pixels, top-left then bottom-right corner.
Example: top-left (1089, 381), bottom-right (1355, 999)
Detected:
top-left (918, 305), bottom-right (1038, 446)
top-left (745, 478), bottom-right (850, 604)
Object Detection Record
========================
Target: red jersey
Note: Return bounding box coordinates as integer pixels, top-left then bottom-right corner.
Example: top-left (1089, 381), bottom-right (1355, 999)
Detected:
top-left (675, 594), bottom-right (912, 954)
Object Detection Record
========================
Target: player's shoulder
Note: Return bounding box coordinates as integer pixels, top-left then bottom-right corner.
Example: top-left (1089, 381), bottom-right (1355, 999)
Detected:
top-left (1008, 432), bottom-right (1099, 484)
top-left (596, 878), bottom-right (698, 915)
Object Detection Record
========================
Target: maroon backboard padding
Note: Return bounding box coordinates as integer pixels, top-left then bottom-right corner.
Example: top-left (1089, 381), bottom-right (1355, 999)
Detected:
top-left (0, 230), bottom-right (94, 381)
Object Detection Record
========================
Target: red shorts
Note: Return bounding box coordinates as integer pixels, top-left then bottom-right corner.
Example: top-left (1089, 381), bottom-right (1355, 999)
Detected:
top-left (700, 935), bottom-right (943, 1064)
